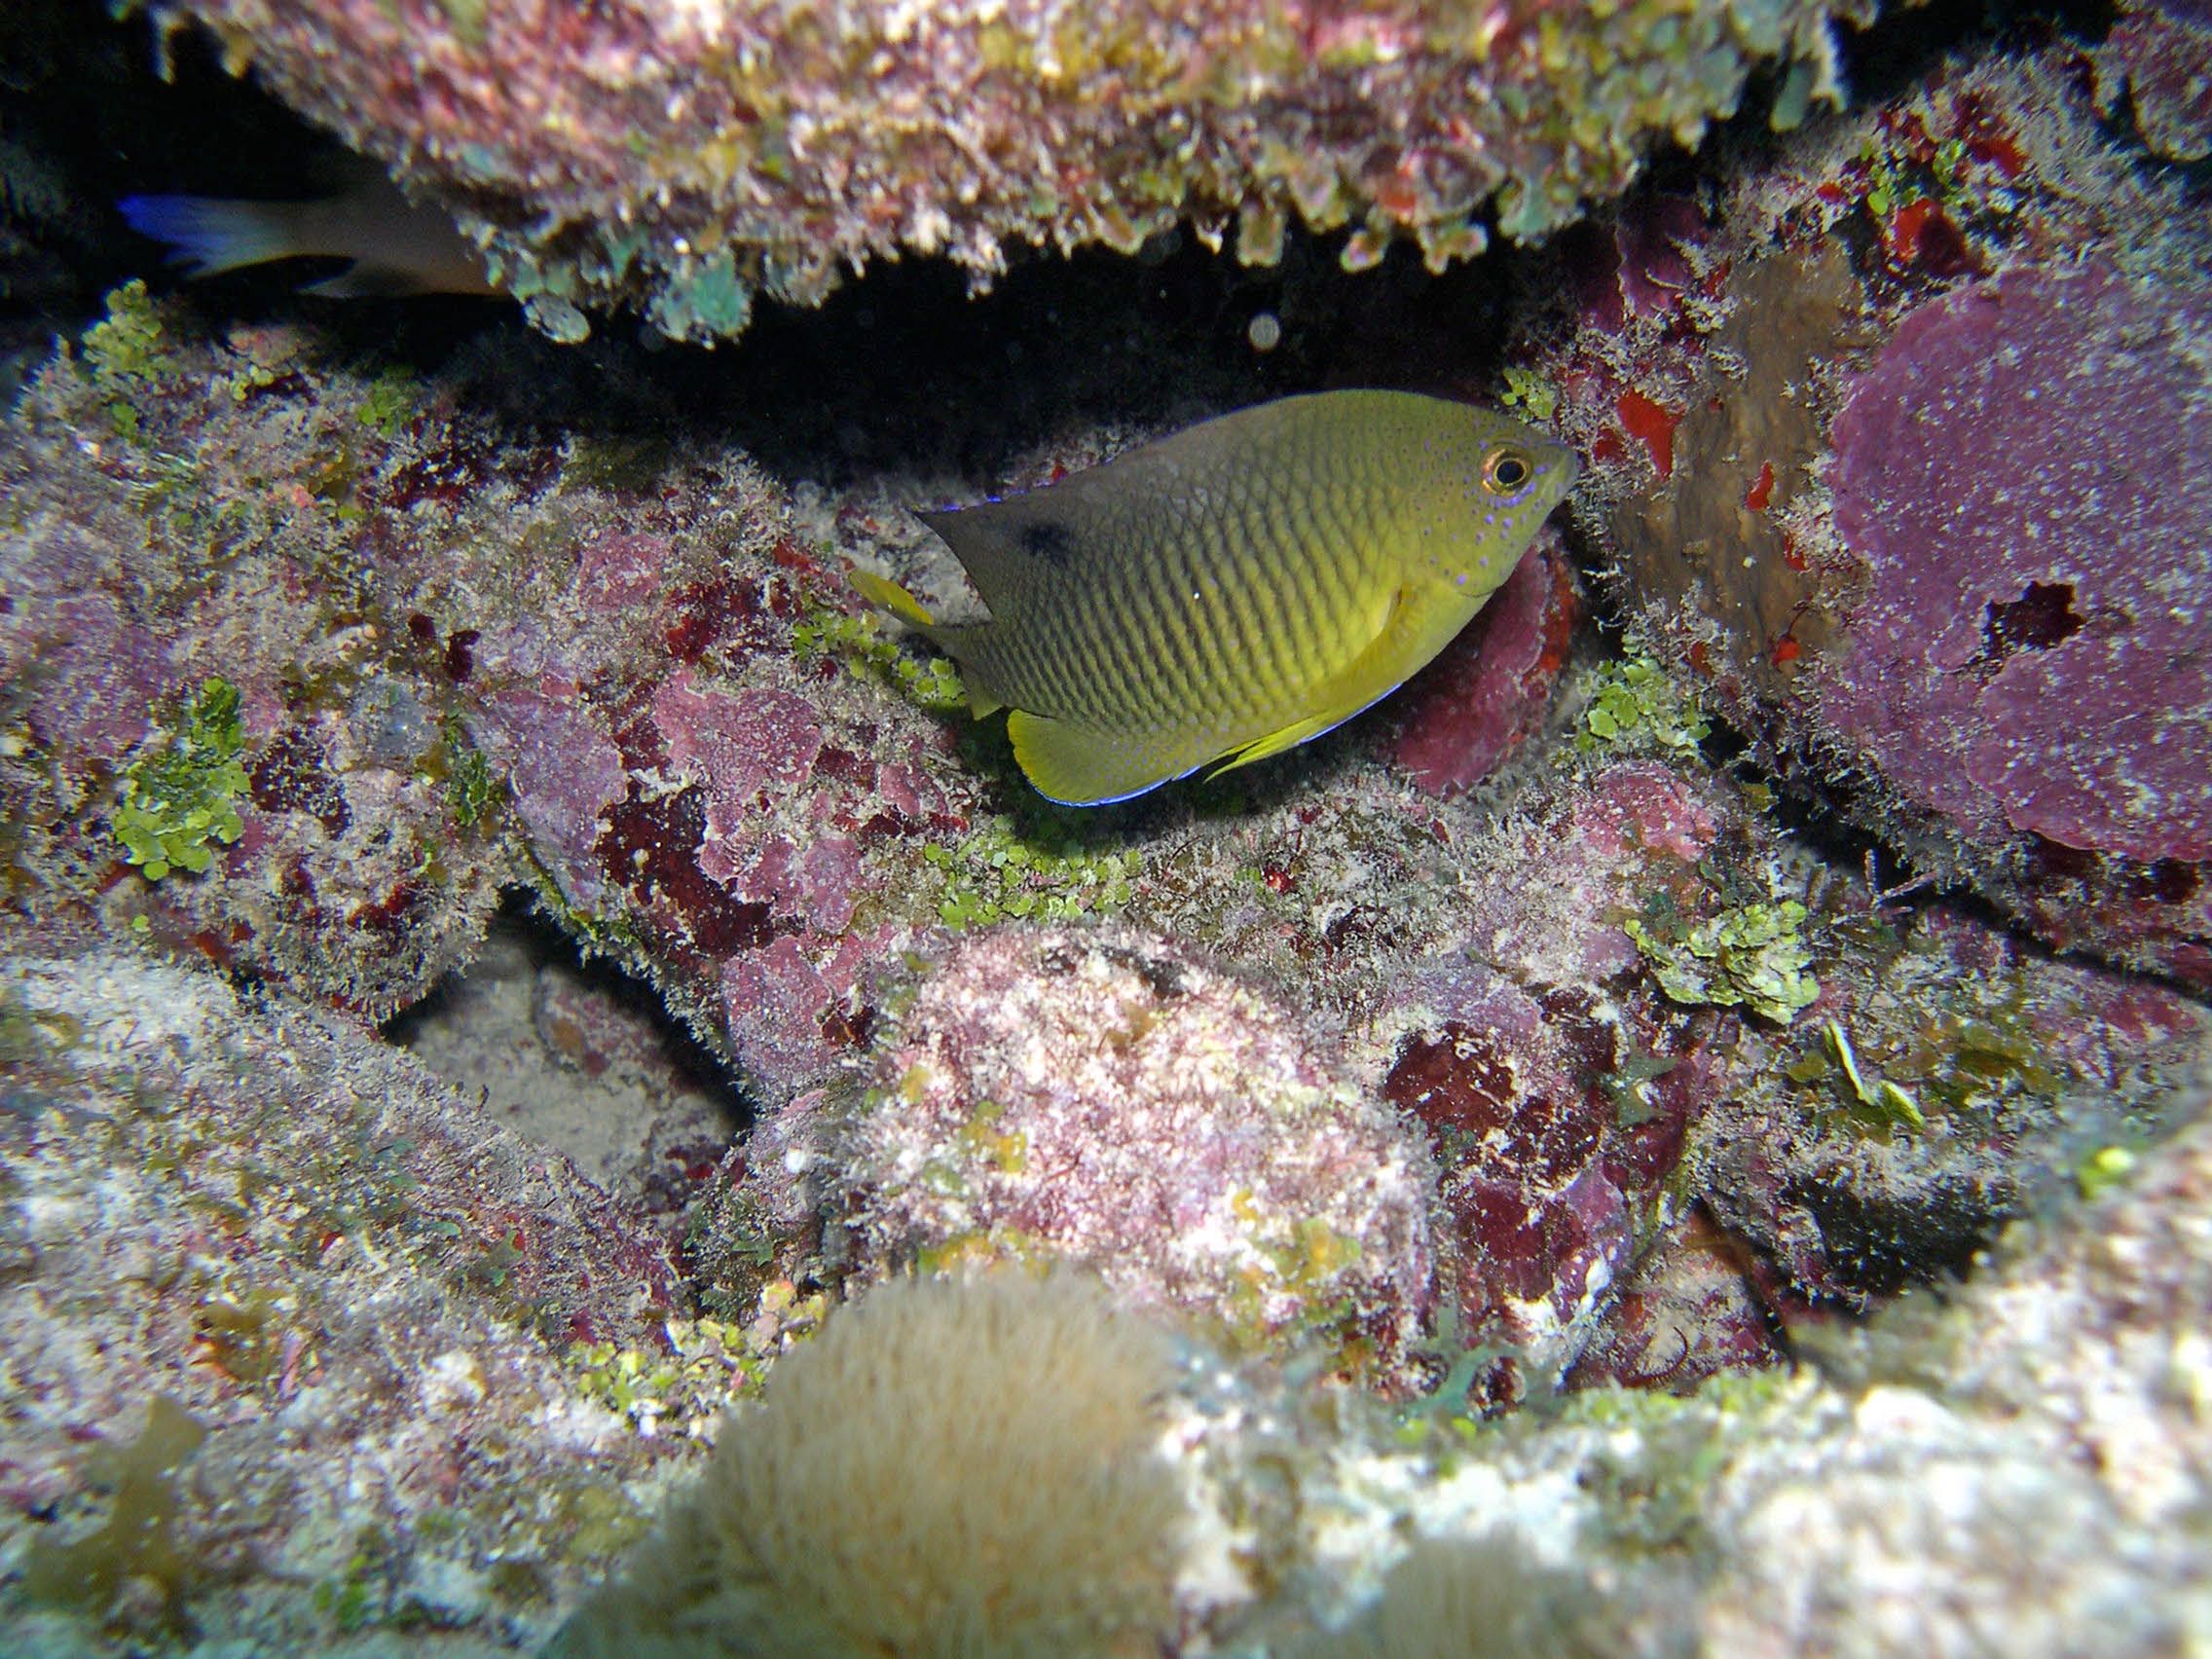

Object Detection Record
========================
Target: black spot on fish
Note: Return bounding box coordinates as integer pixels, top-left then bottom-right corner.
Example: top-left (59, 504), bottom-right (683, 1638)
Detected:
top-left (1020, 519), bottom-right (1075, 568)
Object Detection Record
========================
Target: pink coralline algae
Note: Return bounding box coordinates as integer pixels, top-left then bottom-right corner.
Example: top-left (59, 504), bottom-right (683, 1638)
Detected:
top-left (1818, 264), bottom-right (2212, 976)
top-left (1520, 37), bottom-right (2212, 981)
top-left (169, 0), bottom-right (1873, 340)
top-left (840, 927), bottom-right (1437, 1382)
top-left (469, 675), bottom-right (630, 910)
top-left (1823, 265), bottom-right (2212, 869)
top-left (1454, 760), bottom-right (1725, 985)
top-left (1383, 534), bottom-right (1576, 798)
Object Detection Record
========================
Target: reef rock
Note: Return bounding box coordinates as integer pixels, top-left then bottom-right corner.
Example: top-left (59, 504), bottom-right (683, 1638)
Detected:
top-left (1519, 34), bottom-right (2212, 983)
top-left (837, 926), bottom-right (1438, 1383)
top-left (172, 0), bottom-right (1875, 340)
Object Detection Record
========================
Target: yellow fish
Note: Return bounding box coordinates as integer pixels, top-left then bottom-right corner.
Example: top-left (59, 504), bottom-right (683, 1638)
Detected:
top-left (852, 389), bottom-right (1577, 806)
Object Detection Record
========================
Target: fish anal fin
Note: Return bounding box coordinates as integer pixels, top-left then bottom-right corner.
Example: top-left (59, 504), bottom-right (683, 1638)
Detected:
top-left (1007, 711), bottom-right (1225, 807)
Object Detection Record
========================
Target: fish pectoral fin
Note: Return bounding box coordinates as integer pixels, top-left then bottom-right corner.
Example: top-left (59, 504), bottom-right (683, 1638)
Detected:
top-left (1205, 709), bottom-right (1352, 777)
top-left (1208, 586), bottom-right (1427, 779)
top-left (1006, 711), bottom-right (1227, 807)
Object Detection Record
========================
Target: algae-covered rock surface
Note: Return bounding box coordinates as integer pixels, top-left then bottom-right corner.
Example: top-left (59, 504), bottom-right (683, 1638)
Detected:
top-left (167, 0), bottom-right (1878, 342)
top-left (3, 0), bottom-right (2210, 1652)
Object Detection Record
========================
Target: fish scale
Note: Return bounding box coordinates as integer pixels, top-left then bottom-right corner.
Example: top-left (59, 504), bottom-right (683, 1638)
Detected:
top-left (850, 389), bottom-right (1577, 805)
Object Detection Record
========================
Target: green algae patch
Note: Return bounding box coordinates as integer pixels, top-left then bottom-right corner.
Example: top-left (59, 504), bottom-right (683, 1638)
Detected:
top-left (20, 1395), bottom-right (208, 1628)
top-left (1575, 655), bottom-right (1710, 756)
top-left (1627, 899), bottom-right (1818, 1024)
top-left (112, 677), bottom-right (250, 881)
top-left (793, 603), bottom-right (969, 718)
top-left (441, 726), bottom-right (502, 830)
top-left (1499, 364), bottom-right (1561, 424)
top-left (356, 365), bottom-right (423, 438)
top-left (79, 278), bottom-right (168, 440)
top-left (920, 814), bottom-right (1135, 929)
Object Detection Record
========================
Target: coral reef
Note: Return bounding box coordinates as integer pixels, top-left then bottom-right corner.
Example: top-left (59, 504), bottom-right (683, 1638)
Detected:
top-left (7, 12), bottom-right (2212, 1650)
top-left (1516, 33), bottom-right (2212, 981)
top-left (167, 0), bottom-right (1874, 340)
top-left (834, 927), bottom-right (1437, 1380)
top-left (0, 934), bottom-right (684, 1650)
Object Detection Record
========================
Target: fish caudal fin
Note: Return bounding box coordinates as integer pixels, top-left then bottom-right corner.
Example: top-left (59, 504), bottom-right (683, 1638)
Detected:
top-left (119, 196), bottom-right (301, 278)
top-left (1007, 711), bottom-right (1228, 806)
top-left (847, 567), bottom-right (938, 628)
top-left (847, 566), bottom-right (1004, 719)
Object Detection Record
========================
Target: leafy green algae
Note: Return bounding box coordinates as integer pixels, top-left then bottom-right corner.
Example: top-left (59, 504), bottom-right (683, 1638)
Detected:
top-left (112, 678), bottom-right (250, 881)
top-left (1627, 899), bottom-right (1818, 1024)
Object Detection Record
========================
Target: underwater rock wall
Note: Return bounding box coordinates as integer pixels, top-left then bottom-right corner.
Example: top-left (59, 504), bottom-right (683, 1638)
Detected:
top-left (1516, 21), bottom-right (2212, 982)
top-left (170, 0), bottom-right (1877, 341)
top-left (3, 0), bottom-right (2211, 1652)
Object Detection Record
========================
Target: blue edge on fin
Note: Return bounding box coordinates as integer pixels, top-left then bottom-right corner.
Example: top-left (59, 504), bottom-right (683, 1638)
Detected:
top-left (1036, 689), bottom-right (1398, 810)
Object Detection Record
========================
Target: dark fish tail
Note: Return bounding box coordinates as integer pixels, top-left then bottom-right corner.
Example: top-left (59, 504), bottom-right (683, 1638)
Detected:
top-left (118, 195), bottom-right (303, 277)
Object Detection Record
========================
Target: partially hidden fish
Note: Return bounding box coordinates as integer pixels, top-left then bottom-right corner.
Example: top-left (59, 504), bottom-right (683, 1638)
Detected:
top-left (119, 168), bottom-right (494, 299)
top-left (852, 388), bottom-right (1578, 806)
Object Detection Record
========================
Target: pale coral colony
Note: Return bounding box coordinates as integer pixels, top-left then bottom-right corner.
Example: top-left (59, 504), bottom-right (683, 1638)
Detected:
top-left (1, 1), bottom-right (2210, 1658)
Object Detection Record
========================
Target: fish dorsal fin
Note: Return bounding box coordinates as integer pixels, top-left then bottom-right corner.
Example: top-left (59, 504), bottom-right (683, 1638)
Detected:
top-left (919, 401), bottom-right (1331, 615)
top-left (916, 489), bottom-right (1103, 618)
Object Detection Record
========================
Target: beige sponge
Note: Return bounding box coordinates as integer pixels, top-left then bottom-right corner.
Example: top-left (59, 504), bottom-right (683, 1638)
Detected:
top-left (548, 1271), bottom-right (1190, 1659)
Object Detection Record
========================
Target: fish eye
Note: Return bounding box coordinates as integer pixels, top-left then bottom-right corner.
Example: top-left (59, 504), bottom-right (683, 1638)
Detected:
top-left (1482, 448), bottom-right (1534, 495)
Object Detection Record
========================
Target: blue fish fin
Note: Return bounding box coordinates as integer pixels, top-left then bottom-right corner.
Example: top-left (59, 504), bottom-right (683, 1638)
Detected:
top-left (118, 195), bottom-right (301, 277)
top-left (1006, 711), bottom-right (1224, 807)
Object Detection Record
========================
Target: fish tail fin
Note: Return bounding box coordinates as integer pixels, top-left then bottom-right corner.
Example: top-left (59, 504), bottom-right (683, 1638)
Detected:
top-left (118, 195), bottom-right (303, 278)
top-left (848, 567), bottom-right (1007, 719)
top-left (847, 566), bottom-right (940, 629)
